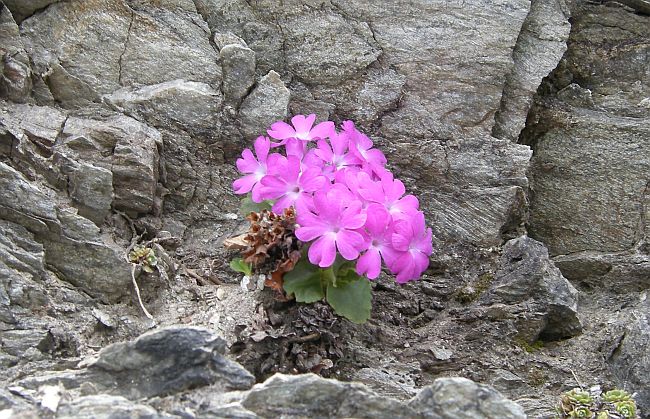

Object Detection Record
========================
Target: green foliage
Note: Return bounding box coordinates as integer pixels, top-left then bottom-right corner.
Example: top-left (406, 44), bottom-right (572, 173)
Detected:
top-left (615, 400), bottom-right (637, 418)
top-left (455, 272), bottom-right (494, 303)
top-left (239, 195), bottom-right (273, 216)
top-left (283, 256), bottom-right (372, 323)
top-left (556, 387), bottom-right (639, 419)
top-left (514, 337), bottom-right (544, 353)
top-left (602, 390), bottom-right (632, 403)
top-left (229, 258), bottom-right (253, 276)
top-left (129, 246), bottom-right (158, 273)
top-left (283, 258), bottom-right (324, 303)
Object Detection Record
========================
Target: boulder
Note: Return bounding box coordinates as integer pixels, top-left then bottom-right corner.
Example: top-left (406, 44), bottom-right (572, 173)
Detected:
top-left (480, 236), bottom-right (582, 342)
top-left (57, 395), bottom-right (168, 419)
top-left (240, 373), bottom-right (416, 419)
top-left (408, 377), bottom-right (526, 419)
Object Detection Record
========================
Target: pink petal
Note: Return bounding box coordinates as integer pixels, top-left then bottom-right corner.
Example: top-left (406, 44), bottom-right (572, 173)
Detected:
top-left (236, 149), bottom-right (259, 173)
top-left (296, 225), bottom-right (327, 242)
top-left (310, 121), bottom-right (335, 140)
top-left (232, 174), bottom-right (258, 194)
top-left (251, 183), bottom-right (265, 202)
top-left (336, 230), bottom-right (364, 260)
top-left (356, 248), bottom-right (381, 279)
top-left (272, 194), bottom-right (294, 212)
top-left (314, 139), bottom-right (333, 163)
top-left (292, 114), bottom-right (316, 138)
top-left (364, 204), bottom-right (391, 236)
top-left (340, 202), bottom-right (366, 229)
top-left (267, 121), bottom-right (296, 140)
top-left (253, 136), bottom-right (270, 162)
top-left (300, 170), bottom-right (327, 192)
top-left (384, 176), bottom-right (405, 202)
top-left (309, 234), bottom-right (337, 268)
top-left (391, 195), bottom-right (419, 215)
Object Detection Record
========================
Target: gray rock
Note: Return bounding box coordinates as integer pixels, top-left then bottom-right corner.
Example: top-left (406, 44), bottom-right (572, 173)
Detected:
top-left (408, 377), bottom-right (526, 419)
top-left (2, 0), bottom-right (60, 23)
top-left (240, 373), bottom-right (416, 419)
top-left (526, 106), bottom-right (650, 256)
top-left (492, 0), bottom-right (571, 141)
top-left (119, 8), bottom-right (221, 88)
top-left (220, 44), bottom-right (256, 106)
top-left (554, 250), bottom-right (650, 293)
top-left (0, 5), bottom-right (32, 102)
top-left (57, 394), bottom-right (167, 419)
top-left (0, 162), bottom-right (132, 302)
top-left (609, 300), bottom-right (650, 415)
top-left (58, 113), bottom-right (162, 214)
top-left (0, 220), bottom-right (46, 282)
top-left (67, 163), bottom-right (113, 225)
top-left (104, 79), bottom-right (221, 142)
top-left (43, 62), bottom-right (99, 108)
top-left (0, 102), bottom-right (66, 150)
top-left (0, 329), bottom-right (50, 358)
top-left (282, 11), bottom-right (380, 86)
top-left (480, 236), bottom-right (582, 342)
top-left (87, 326), bottom-right (254, 399)
top-left (239, 71), bottom-right (290, 140)
top-left (523, 2), bottom-right (650, 294)
top-left (408, 137), bottom-right (531, 247)
top-left (42, 209), bottom-right (132, 302)
top-left (20, 0), bottom-right (131, 96)
top-left (329, 0), bottom-right (530, 139)
top-left (0, 162), bottom-right (58, 234)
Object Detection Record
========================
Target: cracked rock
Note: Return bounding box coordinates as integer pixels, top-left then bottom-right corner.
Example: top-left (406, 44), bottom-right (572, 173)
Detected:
top-left (480, 236), bottom-right (582, 343)
top-left (239, 70), bottom-right (290, 140)
top-left (220, 43), bottom-right (256, 106)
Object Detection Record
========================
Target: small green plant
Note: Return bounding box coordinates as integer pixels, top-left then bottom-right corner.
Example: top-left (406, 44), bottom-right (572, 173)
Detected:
top-left (556, 387), bottom-right (640, 419)
top-left (129, 246), bottom-right (158, 273)
top-left (514, 337), bottom-right (544, 353)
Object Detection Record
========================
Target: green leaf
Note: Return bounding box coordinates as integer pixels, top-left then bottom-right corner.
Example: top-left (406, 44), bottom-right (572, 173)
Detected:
top-left (326, 274), bottom-right (372, 324)
top-left (239, 196), bottom-right (273, 216)
top-left (229, 258), bottom-right (252, 276)
top-left (283, 258), bottom-right (324, 303)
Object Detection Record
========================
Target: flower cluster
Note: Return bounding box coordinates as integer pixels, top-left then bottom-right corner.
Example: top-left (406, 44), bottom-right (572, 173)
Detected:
top-left (233, 114), bottom-right (433, 283)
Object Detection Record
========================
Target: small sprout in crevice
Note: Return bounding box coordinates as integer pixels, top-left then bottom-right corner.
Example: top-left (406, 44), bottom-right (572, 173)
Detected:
top-left (514, 337), bottom-right (545, 353)
top-left (455, 272), bottom-right (494, 303)
top-left (129, 246), bottom-right (158, 273)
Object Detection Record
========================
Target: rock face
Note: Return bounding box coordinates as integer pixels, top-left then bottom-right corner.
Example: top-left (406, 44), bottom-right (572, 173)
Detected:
top-left (609, 300), bottom-right (650, 414)
top-left (480, 236), bottom-right (582, 342)
top-left (523, 1), bottom-right (650, 292)
top-left (0, 0), bottom-right (648, 417)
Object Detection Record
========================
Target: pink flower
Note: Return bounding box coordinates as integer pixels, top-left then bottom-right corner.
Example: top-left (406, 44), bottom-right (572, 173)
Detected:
top-left (358, 172), bottom-right (419, 219)
top-left (342, 121), bottom-right (388, 178)
top-left (313, 131), bottom-right (361, 178)
top-left (295, 187), bottom-right (367, 268)
top-left (258, 155), bottom-right (327, 212)
top-left (390, 211), bottom-right (432, 283)
top-left (232, 136), bottom-right (272, 202)
top-left (356, 204), bottom-right (398, 279)
top-left (267, 114), bottom-right (335, 146)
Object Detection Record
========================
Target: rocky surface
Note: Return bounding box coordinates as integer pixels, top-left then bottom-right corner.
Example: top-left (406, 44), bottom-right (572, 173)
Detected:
top-left (0, 0), bottom-right (648, 417)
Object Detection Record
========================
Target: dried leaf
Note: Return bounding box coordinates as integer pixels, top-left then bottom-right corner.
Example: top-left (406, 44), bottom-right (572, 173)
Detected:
top-left (223, 234), bottom-right (249, 250)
